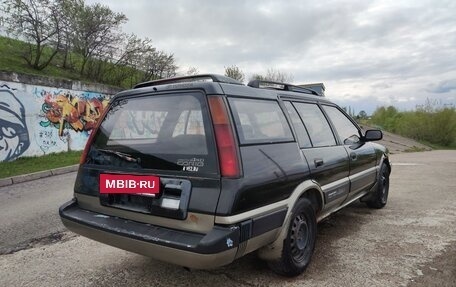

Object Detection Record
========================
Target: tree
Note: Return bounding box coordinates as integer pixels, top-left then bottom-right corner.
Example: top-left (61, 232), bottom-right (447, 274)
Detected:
top-left (249, 68), bottom-right (294, 83)
top-left (371, 106), bottom-right (400, 132)
top-left (2, 0), bottom-right (62, 70)
top-left (265, 68), bottom-right (294, 83)
top-left (249, 73), bottom-right (266, 81)
top-left (69, 2), bottom-right (127, 76)
top-left (224, 65), bottom-right (245, 82)
top-left (371, 104), bottom-right (455, 147)
top-left (348, 106), bottom-right (355, 117)
top-left (186, 66), bottom-right (199, 76)
top-left (55, 0), bottom-right (82, 69)
top-left (102, 34), bottom-right (154, 85)
top-left (139, 50), bottom-right (177, 82)
top-left (358, 110), bottom-right (368, 120)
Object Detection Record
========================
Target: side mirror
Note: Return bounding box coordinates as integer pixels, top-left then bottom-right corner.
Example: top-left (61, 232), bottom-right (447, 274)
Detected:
top-left (364, 129), bottom-right (383, 141)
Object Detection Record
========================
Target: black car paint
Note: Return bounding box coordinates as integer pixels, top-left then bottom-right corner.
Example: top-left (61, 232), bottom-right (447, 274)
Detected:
top-left (73, 80), bottom-right (386, 229)
top-left (215, 142), bottom-right (310, 215)
top-left (75, 83), bottom-right (384, 216)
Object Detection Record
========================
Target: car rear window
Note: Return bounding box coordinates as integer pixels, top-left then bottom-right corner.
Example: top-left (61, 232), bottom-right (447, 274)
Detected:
top-left (88, 93), bottom-right (217, 174)
top-left (228, 98), bottom-right (293, 145)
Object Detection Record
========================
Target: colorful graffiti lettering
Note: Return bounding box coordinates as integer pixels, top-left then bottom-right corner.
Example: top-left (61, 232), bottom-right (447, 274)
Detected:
top-left (0, 82), bottom-right (114, 162)
top-left (0, 85), bottom-right (30, 162)
top-left (39, 92), bottom-right (109, 137)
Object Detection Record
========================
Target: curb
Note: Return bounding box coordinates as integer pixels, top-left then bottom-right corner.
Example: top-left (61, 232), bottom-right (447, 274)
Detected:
top-left (0, 164), bottom-right (79, 188)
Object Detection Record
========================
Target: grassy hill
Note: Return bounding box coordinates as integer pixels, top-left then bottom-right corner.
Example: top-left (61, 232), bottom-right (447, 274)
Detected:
top-left (0, 36), bottom-right (87, 82)
top-left (0, 35), bottom-right (146, 89)
top-left (366, 106), bottom-right (456, 149)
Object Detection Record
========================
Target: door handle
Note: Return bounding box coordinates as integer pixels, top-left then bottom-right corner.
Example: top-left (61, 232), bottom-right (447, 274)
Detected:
top-left (314, 159), bottom-right (324, 167)
top-left (350, 152), bottom-right (357, 161)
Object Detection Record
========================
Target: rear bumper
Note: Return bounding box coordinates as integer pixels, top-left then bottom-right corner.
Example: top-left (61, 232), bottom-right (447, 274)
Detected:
top-left (59, 199), bottom-right (239, 269)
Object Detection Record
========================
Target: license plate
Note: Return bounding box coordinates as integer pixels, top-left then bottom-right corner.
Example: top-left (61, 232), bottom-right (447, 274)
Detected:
top-left (99, 174), bottom-right (160, 195)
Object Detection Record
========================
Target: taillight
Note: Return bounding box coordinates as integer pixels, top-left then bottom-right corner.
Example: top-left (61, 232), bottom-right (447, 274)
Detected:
top-left (208, 96), bottom-right (241, 178)
top-left (79, 105), bottom-right (110, 164)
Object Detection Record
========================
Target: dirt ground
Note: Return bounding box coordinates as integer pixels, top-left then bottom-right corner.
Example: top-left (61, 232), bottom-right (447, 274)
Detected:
top-left (1, 151), bottom-right (455, 286)
top-left (360, 125), bottom-right (432, 154)
top-left (408, 241), bottom-right (456, 287)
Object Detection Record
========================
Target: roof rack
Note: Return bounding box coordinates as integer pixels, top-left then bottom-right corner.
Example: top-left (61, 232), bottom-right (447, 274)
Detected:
top-left (247, 79), bottom-right (321, 96)
top-left (134, 74), bottom-right (243, 89)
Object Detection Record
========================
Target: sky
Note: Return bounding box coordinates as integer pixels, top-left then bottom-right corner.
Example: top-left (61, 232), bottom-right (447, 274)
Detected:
top-left (82, 1), bottom-right (455, 114)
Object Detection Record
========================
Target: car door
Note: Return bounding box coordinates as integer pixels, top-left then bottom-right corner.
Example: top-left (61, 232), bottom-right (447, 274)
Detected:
top-left (283, 101), bottom-right (350, 210)
top-left (321, 105), bottom-right (377, 200)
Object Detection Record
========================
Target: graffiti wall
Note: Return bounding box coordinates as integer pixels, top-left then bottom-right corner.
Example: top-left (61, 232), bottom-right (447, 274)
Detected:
top-left (0, 81), bottom-right (113, 162)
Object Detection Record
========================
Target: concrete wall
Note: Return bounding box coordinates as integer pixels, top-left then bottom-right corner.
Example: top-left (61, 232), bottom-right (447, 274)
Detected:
top-left (0, 71), bottom-right (122, 162)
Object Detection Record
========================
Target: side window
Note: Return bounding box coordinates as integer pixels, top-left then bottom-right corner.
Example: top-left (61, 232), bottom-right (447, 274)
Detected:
top-left (294, 103), bottom-right (336, 147)
top-left (283, 101), bottom-right (312, 148)
top-left (229, 98), bottom-right (293, 144)
top-left (322, 105), bottom-right (361, 145)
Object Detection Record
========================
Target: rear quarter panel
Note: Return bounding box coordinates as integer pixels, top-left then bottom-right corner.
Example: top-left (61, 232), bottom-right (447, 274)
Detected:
top-left (215, 142), bottom-right (310, 215)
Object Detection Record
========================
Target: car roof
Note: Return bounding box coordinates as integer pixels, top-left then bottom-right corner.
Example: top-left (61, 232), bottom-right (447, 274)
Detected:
top-left (112, 74), bottom-right (333, 105)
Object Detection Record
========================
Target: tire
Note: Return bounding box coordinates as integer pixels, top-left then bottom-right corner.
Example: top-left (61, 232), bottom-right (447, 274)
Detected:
top-left (268, 198), bottom-right (317, 277)
top-left (366, 163), bottom-right (390, 209)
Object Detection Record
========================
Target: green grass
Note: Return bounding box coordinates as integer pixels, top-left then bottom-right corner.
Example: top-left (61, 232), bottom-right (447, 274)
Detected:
top-left (369, 106), bottom-right (456, 148)
top-left (0, 36), bottom-right (82, 80)
top-left (0, 35), bottom-right (145, 89)
top-left (0, 151), bottom-right (82, 179)
top-left (403, 146), bottom-right (429, 153)
top-left (418, 140), bottom-right (456, 150)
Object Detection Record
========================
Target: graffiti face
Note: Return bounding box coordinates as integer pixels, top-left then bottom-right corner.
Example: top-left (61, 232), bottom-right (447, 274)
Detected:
top-left (0, 88), bottom-right (30, 162)
top-left (40, 92), bottom-right (109, 136)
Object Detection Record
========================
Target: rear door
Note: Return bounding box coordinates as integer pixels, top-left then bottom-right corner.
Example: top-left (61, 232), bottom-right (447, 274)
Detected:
top-left (75, 91), bottom-right (221, 224)
top-left (216, 97), bottom-right (307, 214)
top-left (284, 101), bottom-right (350, 210)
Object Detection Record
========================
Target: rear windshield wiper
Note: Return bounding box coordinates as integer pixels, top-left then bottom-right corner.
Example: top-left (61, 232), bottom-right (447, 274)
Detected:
top-left (96, 148), bottom-right (141, 164)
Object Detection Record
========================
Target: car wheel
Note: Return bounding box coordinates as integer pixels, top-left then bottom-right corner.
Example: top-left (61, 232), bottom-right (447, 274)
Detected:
top-left (366, 163), bottom-right (390, 209)
top-left (268, 198), bottom-right (316, 277)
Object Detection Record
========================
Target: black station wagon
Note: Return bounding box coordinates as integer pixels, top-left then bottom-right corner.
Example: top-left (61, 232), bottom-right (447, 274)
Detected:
top-left (60, 74), bottom-right (390, 276)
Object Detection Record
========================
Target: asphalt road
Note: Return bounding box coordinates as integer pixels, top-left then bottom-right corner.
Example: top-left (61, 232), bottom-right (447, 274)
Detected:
top-left (1, 150), bottom-right (455, 287)
top-left (0, 172), bottom-right (76, 255)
